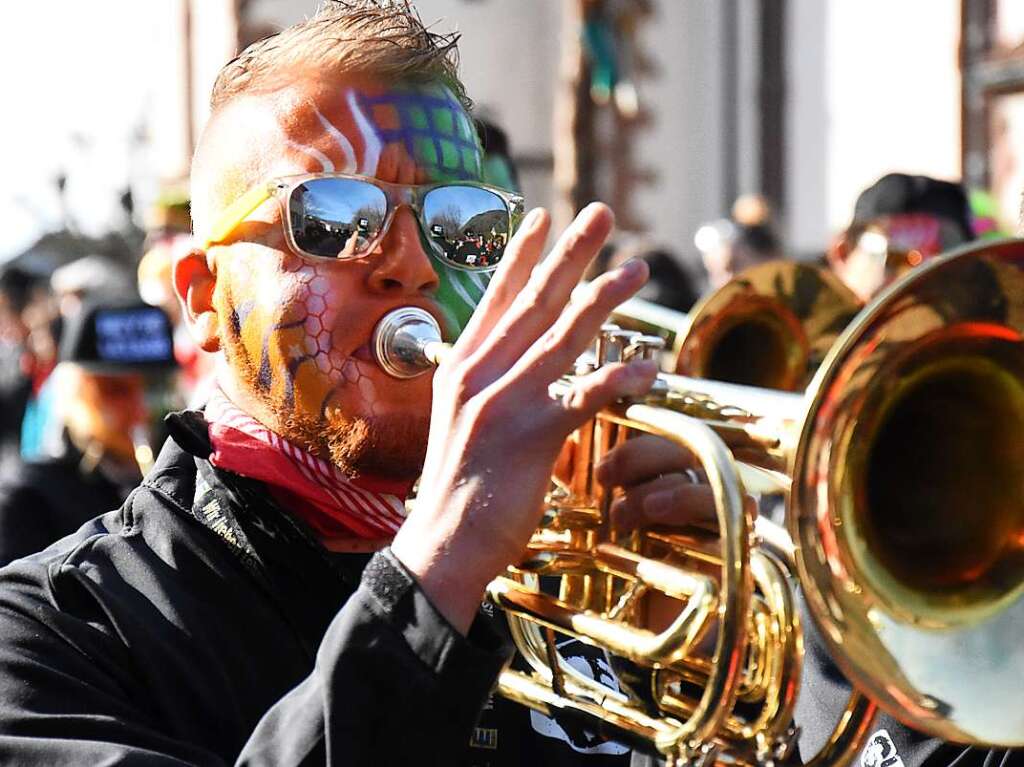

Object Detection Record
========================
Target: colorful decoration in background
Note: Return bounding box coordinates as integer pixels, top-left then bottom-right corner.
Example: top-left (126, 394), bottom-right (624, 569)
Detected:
top-left (581, 0), bottom-right (650, 117)
top-left (969, 188), bottom-right (1010, 240)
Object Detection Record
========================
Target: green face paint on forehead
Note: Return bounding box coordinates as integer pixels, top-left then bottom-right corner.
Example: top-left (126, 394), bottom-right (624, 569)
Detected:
top-left (354, 83), bottom-right (492, 336)
top-left (354, 82), bottom-right (483, 183)
top-left (290, 81), bottom-right (494, 337)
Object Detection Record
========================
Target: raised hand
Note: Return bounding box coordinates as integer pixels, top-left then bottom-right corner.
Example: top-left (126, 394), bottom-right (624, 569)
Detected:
top-left (391, 203), bottom-right (658, 633)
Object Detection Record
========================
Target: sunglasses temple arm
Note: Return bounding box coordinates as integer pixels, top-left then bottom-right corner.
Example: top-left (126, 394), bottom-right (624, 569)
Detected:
top-left (202, 183), bottom-right (277, 249)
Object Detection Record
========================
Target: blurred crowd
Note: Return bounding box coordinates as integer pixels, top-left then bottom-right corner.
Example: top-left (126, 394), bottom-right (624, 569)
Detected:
top-left (0, 190), bottom-right (217, 565)
top-left (0, 114), bottom-right (1001, 566)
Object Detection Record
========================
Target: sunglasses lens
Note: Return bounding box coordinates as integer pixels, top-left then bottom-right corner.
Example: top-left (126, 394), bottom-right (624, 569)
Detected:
top-left (289, 178), bottom-right (388, 258)
top-left (423, 186), bottom-right (511, 270)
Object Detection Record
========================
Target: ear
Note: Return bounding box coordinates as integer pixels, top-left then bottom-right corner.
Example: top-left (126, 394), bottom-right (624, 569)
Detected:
top-left (826, 233), bottom-right (851, 270)
top-left (173, 247), bottom-right (221, 353)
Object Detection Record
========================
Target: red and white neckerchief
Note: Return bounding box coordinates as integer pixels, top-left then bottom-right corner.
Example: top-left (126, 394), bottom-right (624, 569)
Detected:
top-left (205, 388), bottom-right (410, 545)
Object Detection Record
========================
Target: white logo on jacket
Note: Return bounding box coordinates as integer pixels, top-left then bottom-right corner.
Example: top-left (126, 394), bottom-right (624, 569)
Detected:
top-left (529, 639), bottom-right (630, 755)
top-left (862, 729), bottom-right (904, 767)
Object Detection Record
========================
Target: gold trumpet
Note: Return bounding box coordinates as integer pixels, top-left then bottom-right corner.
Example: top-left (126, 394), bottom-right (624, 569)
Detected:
top-left (372, 239), bottom-right (1024, 765)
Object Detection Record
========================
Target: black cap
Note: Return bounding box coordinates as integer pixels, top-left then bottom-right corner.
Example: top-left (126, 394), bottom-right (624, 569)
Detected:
top-left (59, 301), bottom-right (177, 374)
top-left (852, 173), bottom-right (974, 244)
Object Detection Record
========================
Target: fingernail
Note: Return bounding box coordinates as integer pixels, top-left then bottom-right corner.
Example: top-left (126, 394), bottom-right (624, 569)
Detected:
top-left (622, 359), bottom-right (658, 396)
top-left (523, 208), bottom-right (543, 228)
top-left (620, 257), bottom-right (645, 276)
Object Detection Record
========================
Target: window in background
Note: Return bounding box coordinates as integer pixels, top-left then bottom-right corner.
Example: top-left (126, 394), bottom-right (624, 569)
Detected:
top-left (962, 0), bottom-right (1024, 231)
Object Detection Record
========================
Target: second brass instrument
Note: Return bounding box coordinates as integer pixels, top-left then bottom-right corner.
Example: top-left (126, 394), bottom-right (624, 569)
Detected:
top-left (612, 260), bottom-right (861, 391)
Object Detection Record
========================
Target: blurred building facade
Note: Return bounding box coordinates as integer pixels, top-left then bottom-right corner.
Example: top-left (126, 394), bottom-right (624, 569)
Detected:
top-left (4, 0), bottom-right (1024, 266)
top-left (199, 0), bottom-right (972, 258)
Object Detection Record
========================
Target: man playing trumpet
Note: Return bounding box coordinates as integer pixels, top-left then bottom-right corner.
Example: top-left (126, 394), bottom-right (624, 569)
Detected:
top-left (0, 2), bottom-right (718, 764)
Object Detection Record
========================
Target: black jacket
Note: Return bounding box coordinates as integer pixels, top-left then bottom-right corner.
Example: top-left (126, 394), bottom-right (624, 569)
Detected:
top-left (0, 445), bottom-right (129, 567)
top-left (0, 411), bottom-right (638, 766)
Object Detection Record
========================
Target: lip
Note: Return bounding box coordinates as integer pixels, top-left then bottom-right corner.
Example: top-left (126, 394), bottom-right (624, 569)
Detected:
top-left (352, 344), bottom-right (374, 362)
top-left (343, 304), bottom-right (446, 371)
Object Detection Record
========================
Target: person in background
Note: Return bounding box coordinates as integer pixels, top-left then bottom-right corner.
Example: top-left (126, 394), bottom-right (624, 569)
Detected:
top-left (826, 173), bottom-right (976, 302)
top-left (0, 267), bottom-right (46, 474)
top-left (20, 255), bottom-right (138, 459)
top-left (0, 300), bottom-right (177, 567)
top-left (694, 194), bottom-right (782, 291)
top-left (476, 117), bottom-right (522, 193)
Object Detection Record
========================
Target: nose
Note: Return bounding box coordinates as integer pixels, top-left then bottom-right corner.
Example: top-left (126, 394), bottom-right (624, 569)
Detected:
top-left (366, 207), bottom-right (440, 296)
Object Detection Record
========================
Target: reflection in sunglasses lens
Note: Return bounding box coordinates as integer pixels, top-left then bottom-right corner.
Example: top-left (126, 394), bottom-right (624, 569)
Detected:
top-left (289, 179), bottom-right (387, 258)
top-left (423, 186), bottom-right (509, 269)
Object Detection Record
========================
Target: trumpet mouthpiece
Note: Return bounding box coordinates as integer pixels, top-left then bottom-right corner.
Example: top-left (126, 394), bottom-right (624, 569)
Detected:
top-left (372, 307), bottom-right (448, 379)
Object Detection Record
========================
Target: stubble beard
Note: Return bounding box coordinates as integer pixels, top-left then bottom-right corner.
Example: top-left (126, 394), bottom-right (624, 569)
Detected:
top-left (285, 406), bottom-right (430, 481)
top-left (222, 334), bottom-right (430, 481)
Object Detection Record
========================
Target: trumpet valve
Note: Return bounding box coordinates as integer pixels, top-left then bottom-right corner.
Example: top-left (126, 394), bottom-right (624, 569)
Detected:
top-left (623, 334), bottom-right (666, 362)
top-left (597, 325), bottom-right (639, 364)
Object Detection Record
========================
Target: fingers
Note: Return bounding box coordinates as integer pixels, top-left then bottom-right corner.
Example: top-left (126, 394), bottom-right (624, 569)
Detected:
top-left (548, 357), bottom-right (658, 436)
top-left (463, 203), bottom-right (617, 378)
top-left (594, 434), bottom-right (699, 489)
top-left (455, 207), bottom-right (551, 353)
top-left (609, 476), bottom-right (718, 532)
top-left (502, 257), bottom-right (649, 394)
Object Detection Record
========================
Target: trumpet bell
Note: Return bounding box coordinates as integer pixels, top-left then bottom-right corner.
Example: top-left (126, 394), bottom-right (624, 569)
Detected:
top-left (792, 238), bottom-right (1024, 745)
top-left (676, 262), bottom-right (861, 391)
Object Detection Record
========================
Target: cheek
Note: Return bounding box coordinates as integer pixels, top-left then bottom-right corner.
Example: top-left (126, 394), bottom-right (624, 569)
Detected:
top-left (434, 266), bottom-right (491, 336)
top-left (260, 261), bottom-right (378, 417)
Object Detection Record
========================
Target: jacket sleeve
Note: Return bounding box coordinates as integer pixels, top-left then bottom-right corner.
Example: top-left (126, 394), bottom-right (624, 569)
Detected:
top-left (0, 548), bottom-right (510, 766)
top-left (236, 548), bottom-right (511, 765)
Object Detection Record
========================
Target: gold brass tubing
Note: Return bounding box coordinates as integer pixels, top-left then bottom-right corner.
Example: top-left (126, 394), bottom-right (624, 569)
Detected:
top-left (489, 572), bottom-right (717, 667)
top-left (653, 553), bottom-right (800, 752)
top-left (594, 543), bottom-right (715, 600)
top-left (735, 551), bottom-right (802, 742)
top-left (617, 406), bottom-right (753, 755)
top-left (801, 693), bottom-right (878, 767)
top-left (498, 667), bottom-right (682, 750)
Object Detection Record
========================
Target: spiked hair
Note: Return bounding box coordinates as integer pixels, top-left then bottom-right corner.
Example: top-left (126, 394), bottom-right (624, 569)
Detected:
top-left (210, 1), bottom-right (468, 112)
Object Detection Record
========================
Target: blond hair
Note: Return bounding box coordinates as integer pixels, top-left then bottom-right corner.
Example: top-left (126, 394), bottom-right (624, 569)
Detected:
top-left (210, 0), bottom-right (468, 113)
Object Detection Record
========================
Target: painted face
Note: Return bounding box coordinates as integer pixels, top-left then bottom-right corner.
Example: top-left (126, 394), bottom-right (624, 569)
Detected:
top-left (844, 214), bottom-right (965, 300)
top-left (206, 74), bottom-right (487, 477)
